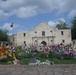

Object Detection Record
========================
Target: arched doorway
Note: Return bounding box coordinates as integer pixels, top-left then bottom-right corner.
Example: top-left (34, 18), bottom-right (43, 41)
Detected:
top-left (41, 41), bottom-right (47, 45)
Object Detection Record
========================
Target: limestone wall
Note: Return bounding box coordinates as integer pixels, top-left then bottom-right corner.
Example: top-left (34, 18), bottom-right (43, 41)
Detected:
top-left (13, 22), bottom-right (72, 46)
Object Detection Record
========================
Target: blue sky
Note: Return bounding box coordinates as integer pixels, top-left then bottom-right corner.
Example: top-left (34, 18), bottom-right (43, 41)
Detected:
top-left (0, 0), bottom-right (76, 35)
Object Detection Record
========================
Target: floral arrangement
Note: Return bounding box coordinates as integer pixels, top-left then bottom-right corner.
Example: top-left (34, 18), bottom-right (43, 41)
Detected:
top-left (29, 58), bottom-right (54, 65)
top-left (0, 45), bottom-right (19, 64)
top-left (0, 45), bottom-right (9, 59)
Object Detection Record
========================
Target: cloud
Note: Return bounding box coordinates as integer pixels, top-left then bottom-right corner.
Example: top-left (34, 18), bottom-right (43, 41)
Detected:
top-left (16, 6), bottom-right (38, 18)
top-left (1, 22), bottom-right (29, 35)
top-left (48, 18), bottom-right (66, 27)
top-left (2, 23), bottom-right (22, 31)
top-left (68, 10), bottom-right (76, 18)
top-left (0, 10), bottom-right (10, 20)
top-left (0, 0), bottom-right (76, 19)
top-left (48, 21), bottom-right (56, 27)
top-left (59, 18), bottom-right (65, 23)
top-left (2, 23), bottom-right (13, 31)
top-left (1, 23), bottom-right (22, 35)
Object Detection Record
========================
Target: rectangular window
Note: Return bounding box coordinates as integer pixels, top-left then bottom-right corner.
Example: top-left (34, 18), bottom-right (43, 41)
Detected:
top-left (62, 40), bottom-right (65, 43)
top-left (61, 31), bottom-right (64, 35)
top-left (24, 41), bottom-right (26, 44)
top-left (23, 33), bottom-right (26, 37)
top-left (51, 40), bottom-right (53, 42)
top-left (50, 31), bottom-right (52, 33)
top-left (42, 31), bottom-right (45, 36)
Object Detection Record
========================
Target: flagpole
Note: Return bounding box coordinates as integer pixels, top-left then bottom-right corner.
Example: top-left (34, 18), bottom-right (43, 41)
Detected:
top-left (10, 23), bottom-right (14, 64)
top-left (10, 23), bottom-right (13, 45)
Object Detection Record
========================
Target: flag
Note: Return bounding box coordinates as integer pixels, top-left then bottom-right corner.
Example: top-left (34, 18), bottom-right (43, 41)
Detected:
top-left (10, 23), bottom-right (13, 27)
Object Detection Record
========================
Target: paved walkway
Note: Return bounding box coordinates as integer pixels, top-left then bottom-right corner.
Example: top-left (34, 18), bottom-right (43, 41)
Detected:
top-left (0, 64), bottom-right (76, 75)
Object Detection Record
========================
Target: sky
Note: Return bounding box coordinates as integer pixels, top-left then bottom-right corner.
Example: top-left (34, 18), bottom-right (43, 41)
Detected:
top-left (0, 0), bottom-right (76, 35)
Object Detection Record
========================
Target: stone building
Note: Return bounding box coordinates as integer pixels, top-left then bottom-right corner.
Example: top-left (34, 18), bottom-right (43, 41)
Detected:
top-left (11, 22), bottom-right (72, 46)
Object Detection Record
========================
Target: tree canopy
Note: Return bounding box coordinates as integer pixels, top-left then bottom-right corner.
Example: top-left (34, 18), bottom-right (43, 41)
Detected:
top-left (0, 29), bottom-right (9, 41)
top-left (71, 16), bottom-right (76, 40)
top-left (56, 20), bottom-right (69, 29)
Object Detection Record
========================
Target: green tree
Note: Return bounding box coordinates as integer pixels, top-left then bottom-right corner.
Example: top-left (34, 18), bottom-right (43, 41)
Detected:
top-left (0, 29), bottom-right (9, 41)
top-left (56, 20), bottom-right (68, 29)
top-left (71, 16), bottom-right (76, 40)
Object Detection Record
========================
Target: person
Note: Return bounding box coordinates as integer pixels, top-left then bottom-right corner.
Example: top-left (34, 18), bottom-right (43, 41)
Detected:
top-left (21, 43), bottom-right (27, 52)
top-left (44, 45), bottom-right (49, 57)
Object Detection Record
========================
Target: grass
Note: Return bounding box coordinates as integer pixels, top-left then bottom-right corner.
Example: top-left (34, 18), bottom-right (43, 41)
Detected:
top-left (16, 51), bottom-right (76, 64)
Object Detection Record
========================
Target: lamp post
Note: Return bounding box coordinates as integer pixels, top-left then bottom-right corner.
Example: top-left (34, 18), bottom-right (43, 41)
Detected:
top-left (50, 31), bottom-right (53, 64)
top-left (50, 31), bottom-right (53, 45)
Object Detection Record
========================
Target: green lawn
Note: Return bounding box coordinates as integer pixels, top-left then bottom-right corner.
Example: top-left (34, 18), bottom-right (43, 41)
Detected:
top-left (16, 51), bottom-right (76, 64)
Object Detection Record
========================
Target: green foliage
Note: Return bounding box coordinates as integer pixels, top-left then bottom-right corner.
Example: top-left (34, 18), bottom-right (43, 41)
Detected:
top-left (56, 20), bottom-right (68, 29)
top-left (71, 16), bottom-right (76, 40)
top-left (0, 56), bottom-right (13, 64)
top-left (16, 46), bottom-right (22, 54)
top-left (0, 29), bottom-right (9, 41)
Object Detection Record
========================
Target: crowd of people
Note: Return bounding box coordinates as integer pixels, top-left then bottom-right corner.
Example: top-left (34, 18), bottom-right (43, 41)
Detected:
top-left (0, 42), bottom-right (76, 59)
top-left (21, 43), bottom-right (76, 59)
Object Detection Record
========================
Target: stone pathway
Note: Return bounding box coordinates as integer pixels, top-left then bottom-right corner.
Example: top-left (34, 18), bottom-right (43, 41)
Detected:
top-left (0, 64), bottom-right (76, 75)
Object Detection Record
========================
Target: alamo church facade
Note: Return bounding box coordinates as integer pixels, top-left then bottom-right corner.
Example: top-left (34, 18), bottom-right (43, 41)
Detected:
top-left (11, 22), bottom-right (72, 46)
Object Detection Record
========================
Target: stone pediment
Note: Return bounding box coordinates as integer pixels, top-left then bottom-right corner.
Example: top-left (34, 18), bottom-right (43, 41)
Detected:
top-left (34, 22), bottom-right (57, 31)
